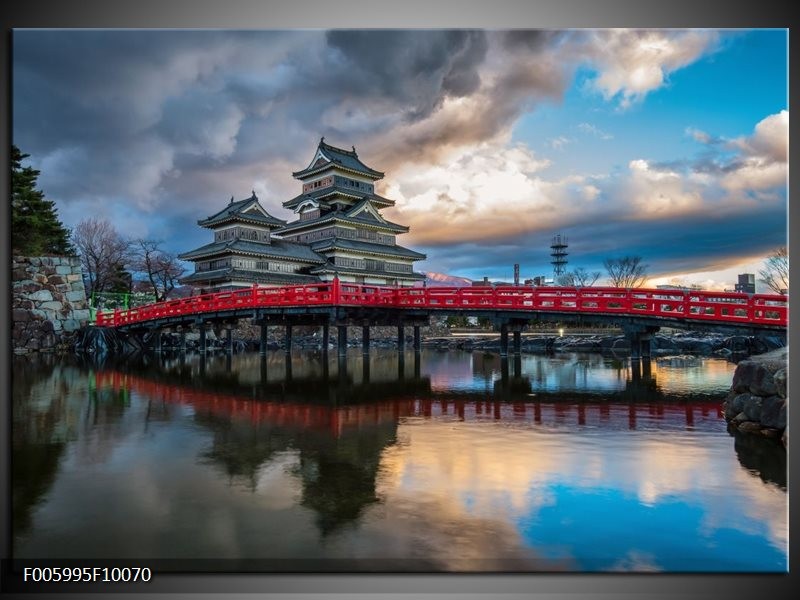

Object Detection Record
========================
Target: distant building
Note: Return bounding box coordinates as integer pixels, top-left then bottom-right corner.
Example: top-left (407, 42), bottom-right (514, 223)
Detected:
top-left (656, 284), bottom-right (704, 292)
top-left (734, 273), bottom-right (756, 294)
top-left (527, 276), bottom-right (554, 286)
top-left (179, 138), bottom-right (426, 291)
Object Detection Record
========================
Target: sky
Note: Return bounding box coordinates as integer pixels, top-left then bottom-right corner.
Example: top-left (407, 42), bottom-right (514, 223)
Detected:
top-left (12, 29), bottom-right (788, 290)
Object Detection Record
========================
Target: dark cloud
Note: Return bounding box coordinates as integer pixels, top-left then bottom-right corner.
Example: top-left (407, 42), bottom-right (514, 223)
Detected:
top-left (326, 30), bottom-right (487, 118)
top-left (13, 29), bottom-right (568, 220)
top-left (420, 202), bottom-right (786, 282)
top-left (501, 30), bottom-right (564, 51)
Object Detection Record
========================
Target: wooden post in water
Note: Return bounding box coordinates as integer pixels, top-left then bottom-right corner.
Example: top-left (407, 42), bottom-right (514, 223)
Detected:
top-left (260, 322), bottom-right (268, 355)
top-left (322, 324), bottom-right (330, 354)
top-left (285, 324), bottom-right (293, 354)
top-left (362, 325), bottom-right (370, 354)
top-left (500, 323), bottom-right (509, 357)
top-left (337, 325), bottom-right (347, 357)
top-left (397, 324), bottom-right (405, 352)
top-left (362, 354), bottom-right (370, 383)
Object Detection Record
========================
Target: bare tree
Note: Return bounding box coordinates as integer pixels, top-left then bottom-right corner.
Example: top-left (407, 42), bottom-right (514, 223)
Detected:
top-left (572, 267), bottom-right (601, 287)
top-left (555, 272), bottom-right (576, 286)
top-left (72, 218), bottom-right (131, 294)
top-left (603, 256), bottom-right (648, 288)
top-left (556, 268), bottom-right (601, 287)
top-left (131, 239), bottom-right (186, 301)
top-left (758, 246), bottom-right (788, 294)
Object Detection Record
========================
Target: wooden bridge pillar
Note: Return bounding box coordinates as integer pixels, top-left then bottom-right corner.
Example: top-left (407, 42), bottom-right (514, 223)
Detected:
top-left (362, 326), bottom-right (370, 354)
top-left (499, 323), bottom-right (509, 357)
top-left (642, 357), bottom-right (652, 379)
top-left (285, 352), bottom-right (293, 381)
top-left (180, 329), bottom-right (187, 354)
top-left (641, 334), bottom-right (652, 359)
top-left (337, 325), bottom-right (348, 356)
top-left (513, 354), bottom-right (522, 378)
top-left (260, 323), bottom-right (268, 355)
top-left (397, 324), bottom-right (405, 352)
top-left (155, 329), bottom-right (162, 354)
top-left (626, 327), bottom-right (657, 360)
top-left (226, 327), bottom-right (233, 355)
top-left (630, 332), bottom-right (641, 360)
top-left (513, 330), bottom-right (521, 357)
top-left (398, 349), bottom-right (405, 378)
top-left (414, 351), bottom-right (421, 379)
top-left (322, 324), bottom-right (329, 353)
top-left (285, 324), bottom-right (293, 353)
top-left (362, 354), bottom-right (370, 383)
top-left (199, 323), bottom-right (207, 354)
top-left (413, 325), bottom-right (421, 352)
top-left (630, 357), bottom-right (642, 381)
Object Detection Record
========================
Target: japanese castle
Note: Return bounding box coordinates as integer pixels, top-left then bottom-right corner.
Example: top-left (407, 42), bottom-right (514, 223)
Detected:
top-left (179, 139), bottom-right (426, 290)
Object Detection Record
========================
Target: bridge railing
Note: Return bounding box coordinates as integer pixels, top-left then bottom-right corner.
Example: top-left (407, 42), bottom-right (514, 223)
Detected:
top-left (94, 278), bottom-right (788, 328)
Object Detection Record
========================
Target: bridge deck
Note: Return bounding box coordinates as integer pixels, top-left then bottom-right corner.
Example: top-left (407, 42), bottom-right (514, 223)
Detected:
top-left (94, 279), bottom-right (787, 330)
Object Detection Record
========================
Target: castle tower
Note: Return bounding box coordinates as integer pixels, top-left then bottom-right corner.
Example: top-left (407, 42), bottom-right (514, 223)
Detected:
top-left (277, 138), bottom-right (426, 286)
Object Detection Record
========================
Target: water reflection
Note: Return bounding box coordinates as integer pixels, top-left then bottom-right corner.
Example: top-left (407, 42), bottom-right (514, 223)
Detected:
top-left (12, 350), bottom-right (786, 571)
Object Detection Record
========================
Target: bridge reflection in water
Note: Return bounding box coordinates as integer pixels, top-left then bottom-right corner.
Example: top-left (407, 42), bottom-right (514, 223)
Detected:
top-left (95, 350), bottom-right (724, 439)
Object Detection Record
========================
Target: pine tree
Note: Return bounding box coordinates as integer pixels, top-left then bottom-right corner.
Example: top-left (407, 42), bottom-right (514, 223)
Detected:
top-left (11, 145), bottom-right (73, 256)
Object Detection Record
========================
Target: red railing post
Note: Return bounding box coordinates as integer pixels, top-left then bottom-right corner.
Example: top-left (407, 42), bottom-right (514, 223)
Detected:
top-left (332, 276), bottom-right (340, 305)
top-left (252, 284), bottom-right (258, 306)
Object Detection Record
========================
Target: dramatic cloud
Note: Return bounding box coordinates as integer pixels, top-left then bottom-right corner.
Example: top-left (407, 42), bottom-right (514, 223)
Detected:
top-left (12, 29), bottom-right (786, 289)
top-left (579, 29), bottom-right (719, 108)
top-left (722, 110), bottom-right (788, 192)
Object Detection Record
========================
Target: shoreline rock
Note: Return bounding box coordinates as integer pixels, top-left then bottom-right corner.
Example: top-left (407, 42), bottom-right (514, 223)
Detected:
top-left (722, 348), bottom-right (788, 447)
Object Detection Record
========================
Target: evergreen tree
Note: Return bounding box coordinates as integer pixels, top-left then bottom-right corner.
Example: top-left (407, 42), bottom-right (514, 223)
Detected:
top-left (11, 145), bottom-right (73, 256)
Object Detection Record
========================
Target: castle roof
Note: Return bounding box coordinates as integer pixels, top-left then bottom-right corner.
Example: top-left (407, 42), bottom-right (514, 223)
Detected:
top-left (282, 186), bottom-right (395, 210)
top-left (179, 268), bottom-right (320, 286)
top-left (292, 138), bottom-right (384, 180)
top-left (277, 199), bottom-right (409, 235)
top-left (198, 192), bottom-right (286, 228)
top-left (178, 238), bottom-right (326, 264)
top-left (310, 238), bottom-right (426, 260)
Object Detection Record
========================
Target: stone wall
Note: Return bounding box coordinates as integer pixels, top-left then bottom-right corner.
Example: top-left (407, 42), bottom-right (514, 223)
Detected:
top-left (12, 256), bottom-right (91, 354)
top-left (723, 347), bottom-right (788, 447)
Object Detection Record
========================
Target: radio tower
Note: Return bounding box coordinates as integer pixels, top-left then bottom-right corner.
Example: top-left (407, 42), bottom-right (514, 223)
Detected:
top-left (550, 234), bottom-right (568, 278)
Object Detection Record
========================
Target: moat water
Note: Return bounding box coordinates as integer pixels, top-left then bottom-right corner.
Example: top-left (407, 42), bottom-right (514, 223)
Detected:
top-left (12, 349), bottom-right (787, 572)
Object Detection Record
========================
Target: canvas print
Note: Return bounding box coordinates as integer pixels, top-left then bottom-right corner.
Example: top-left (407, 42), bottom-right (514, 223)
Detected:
top-left (11, 29), bottom-right (787, 573)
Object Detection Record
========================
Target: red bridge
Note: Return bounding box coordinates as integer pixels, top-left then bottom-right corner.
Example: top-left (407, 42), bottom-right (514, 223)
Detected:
top-left (93, 279), bottom-right (787, 357)
top-left (96, 278), bottom-right (786, 327)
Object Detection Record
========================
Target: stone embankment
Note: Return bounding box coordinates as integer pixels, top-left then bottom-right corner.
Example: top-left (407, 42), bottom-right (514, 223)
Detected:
top-left (12, 256), bottom-right (90, 354)
top-left (423, 330), bottom-right (784, 357)
top-left (723, 348), bottom-right (788, 447)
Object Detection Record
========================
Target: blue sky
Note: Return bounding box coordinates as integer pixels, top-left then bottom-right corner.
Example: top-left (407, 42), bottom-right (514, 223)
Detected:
top-left (13, 29), bottom-right (788, 289)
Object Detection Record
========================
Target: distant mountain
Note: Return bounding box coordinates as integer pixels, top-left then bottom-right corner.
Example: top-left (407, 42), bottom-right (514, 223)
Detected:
top-left (423, 272), bottom-right (473, 287)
